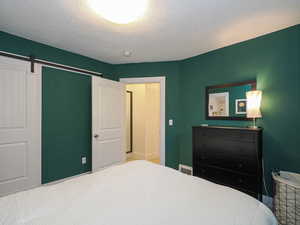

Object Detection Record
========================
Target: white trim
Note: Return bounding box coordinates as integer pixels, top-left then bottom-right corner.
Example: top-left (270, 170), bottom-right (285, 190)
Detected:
top-left (120, 77), bottom-right (166, 166)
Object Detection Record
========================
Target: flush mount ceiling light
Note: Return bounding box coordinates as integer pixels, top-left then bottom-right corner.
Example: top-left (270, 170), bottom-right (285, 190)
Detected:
top-left (88, 0), bottom-right (148, 24)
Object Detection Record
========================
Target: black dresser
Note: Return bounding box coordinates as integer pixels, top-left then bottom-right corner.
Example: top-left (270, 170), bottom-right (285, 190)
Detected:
top-left (193, 126), bottom-right (263, 200)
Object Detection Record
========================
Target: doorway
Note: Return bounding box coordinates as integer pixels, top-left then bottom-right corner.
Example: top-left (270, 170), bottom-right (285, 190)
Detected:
top-left (120, 77), bottom-right (165, 166)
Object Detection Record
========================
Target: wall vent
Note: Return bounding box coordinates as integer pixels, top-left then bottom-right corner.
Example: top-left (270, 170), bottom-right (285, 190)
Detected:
top-left (179, 164), bottom-right (193, 175)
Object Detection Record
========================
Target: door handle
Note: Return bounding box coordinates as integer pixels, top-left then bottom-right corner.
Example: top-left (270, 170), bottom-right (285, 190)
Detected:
top-left (94, 134), bottom-right (99, 138)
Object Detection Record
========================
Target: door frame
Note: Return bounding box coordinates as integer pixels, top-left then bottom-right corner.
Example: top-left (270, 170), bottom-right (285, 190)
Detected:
top-left (119, 76), bottom-right (166, 166)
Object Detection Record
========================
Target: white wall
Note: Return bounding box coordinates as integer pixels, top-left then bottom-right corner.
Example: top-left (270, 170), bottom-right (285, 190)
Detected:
top-left (126, 83), bottom-right (160, 160)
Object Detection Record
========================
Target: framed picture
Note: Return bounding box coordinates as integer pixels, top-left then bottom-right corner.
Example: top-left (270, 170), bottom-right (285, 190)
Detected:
top-left (208, 92), bottom-right (229, 117)
top-left (235, 99), bottom-right (247, 114)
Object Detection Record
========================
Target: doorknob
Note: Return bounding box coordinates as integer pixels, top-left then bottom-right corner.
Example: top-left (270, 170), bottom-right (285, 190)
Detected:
top-left (94, 134), bottom-right (99, 138)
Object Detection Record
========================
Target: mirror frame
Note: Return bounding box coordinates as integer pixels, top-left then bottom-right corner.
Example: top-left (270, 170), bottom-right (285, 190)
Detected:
top-left (205, 80), bottom-right (256, 121)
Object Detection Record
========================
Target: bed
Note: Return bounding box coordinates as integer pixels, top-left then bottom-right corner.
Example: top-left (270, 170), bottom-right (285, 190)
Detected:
top-left (0, 160), bottom-right (277, 225)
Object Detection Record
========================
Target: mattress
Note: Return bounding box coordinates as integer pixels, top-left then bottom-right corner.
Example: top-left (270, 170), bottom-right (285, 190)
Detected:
top-left (0, 160), bottom-right (277, 225)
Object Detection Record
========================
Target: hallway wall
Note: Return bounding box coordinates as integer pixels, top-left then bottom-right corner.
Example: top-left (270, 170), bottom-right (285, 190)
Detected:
top-left (145, 83), bottom-right (160, 160)
top-left (126, 84), bottom-right (146, 159)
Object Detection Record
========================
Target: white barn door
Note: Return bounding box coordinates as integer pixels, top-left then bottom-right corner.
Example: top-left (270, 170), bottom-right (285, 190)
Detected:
top-left (92, 76), bottom-right (125, 172)
top-left (0, 56), bottom-right (41, 196)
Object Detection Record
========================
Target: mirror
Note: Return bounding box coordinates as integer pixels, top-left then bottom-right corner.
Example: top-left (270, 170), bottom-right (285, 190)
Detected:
top-left (206, 80), bottom-right (256, 120)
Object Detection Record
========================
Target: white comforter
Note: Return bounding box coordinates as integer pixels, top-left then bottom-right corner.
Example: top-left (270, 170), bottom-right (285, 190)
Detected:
top-left (0, 160), bottom-right (277, 225)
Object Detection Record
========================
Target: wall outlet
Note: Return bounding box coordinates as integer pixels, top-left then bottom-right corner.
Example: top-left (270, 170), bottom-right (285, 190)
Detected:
top-left (169, 119), bottom-right (173, 126)
top-left (81, 157), bottom-right (87, 165)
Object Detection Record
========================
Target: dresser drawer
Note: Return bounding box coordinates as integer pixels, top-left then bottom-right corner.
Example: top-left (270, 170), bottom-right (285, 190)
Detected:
top-left (194, 165), bottom-right (259, 193)
top-left (195, 128), bottom-right (257, 143)
top-left (197, 138), bottom-right (258, 157)
top-left (194, 142), bottom-right (259, 175)
top-left (196, 156), bottom-right (258, 175)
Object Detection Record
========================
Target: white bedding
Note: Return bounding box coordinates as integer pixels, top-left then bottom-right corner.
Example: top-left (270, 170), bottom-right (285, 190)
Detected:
top-left (0, 160), bottom-right (277, 225)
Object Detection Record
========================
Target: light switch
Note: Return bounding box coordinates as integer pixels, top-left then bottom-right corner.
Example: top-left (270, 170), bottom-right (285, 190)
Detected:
top-left (169, 119), bottom-right (174, 126)
top-left (81, 157), bottom-right (87, 165)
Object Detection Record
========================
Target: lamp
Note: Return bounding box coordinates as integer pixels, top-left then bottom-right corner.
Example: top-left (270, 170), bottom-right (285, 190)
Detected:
top-left (246, 90), bottom-right (262, 128)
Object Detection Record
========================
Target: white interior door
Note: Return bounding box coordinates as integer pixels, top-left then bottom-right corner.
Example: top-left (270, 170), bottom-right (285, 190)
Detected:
top-left (0, 56), bottom-right (41, 196)
top-left (92, 76), bottom-right (125, 172)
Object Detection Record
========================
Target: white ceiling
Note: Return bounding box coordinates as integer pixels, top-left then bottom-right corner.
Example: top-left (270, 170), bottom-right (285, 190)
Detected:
top-left (0, 0), bottom-right (300, 64)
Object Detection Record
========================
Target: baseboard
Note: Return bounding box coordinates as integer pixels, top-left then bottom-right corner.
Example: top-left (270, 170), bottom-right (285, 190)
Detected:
top-left (145, 152), bottom-right (159, 160)
top-left (43, 172), bottom-right (91, 186)
top-left (126, 152), bottom-right (133, 159)
top-left (131, 152), bottom-right (145, 160)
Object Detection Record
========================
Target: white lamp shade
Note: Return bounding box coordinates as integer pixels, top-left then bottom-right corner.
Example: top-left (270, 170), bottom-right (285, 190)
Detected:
top-left (246, 90), bottom-right (262, 118)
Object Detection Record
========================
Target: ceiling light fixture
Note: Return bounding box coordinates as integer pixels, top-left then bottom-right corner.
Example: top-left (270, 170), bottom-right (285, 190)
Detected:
top-left (88, 0), bottom-right (148, 24)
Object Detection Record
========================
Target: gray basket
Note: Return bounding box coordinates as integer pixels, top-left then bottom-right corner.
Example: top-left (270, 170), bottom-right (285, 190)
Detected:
top-left (272, 171), bottom-right (300, 225)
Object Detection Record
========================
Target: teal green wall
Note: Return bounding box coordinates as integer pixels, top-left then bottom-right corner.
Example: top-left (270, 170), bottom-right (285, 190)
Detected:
top-left (112, 62), bottom-right (181, 169)
top-left (42, 67), bottom-right (92, 183)
top-left (178, 24), bottom-right (300, 193)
